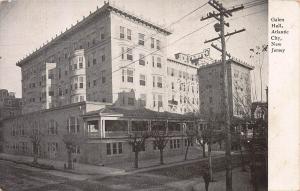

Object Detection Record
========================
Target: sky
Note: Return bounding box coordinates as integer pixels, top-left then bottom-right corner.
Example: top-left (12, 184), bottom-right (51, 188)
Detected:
top-left (0, 0), bottom-right (268, 102)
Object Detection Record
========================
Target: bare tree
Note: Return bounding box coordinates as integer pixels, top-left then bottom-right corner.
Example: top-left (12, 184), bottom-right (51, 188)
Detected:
top-left (128, 132), bottom-right (149, 168)
top-left (151, 130), bottom-right (169, 165)
top-left (184, 123), bottom-right (197, 161)
top-left (232, 81), bottom-right (252, 171)
top-left (30, 128), bottom-right (43, 164)
top-left (62, 133), bottom-right (83, 169)
top-left (197, 116), bottom-right (225, 182)
top-left (27, 115), bottom-right (45, 164)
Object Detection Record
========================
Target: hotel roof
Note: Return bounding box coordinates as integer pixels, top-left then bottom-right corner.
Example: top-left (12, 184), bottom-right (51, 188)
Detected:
top-left (16, 1), bottom-right (172, 67)
top-left (198, 57), bottom-right (254, 70)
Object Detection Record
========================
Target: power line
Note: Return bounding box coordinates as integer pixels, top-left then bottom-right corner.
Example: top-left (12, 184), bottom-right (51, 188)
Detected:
top-left (112, 5), bottom-right (267, 75)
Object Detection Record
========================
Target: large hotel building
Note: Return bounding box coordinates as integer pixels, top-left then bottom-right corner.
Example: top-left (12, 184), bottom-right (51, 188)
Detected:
top-left (18, 2), bottom-right (201, 115)
top-left (1, 2), bottom-right (253, 166)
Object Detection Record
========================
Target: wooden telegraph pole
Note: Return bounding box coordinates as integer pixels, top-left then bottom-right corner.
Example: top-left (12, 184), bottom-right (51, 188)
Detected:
top-left (201, 1), bottom-right (244, 190)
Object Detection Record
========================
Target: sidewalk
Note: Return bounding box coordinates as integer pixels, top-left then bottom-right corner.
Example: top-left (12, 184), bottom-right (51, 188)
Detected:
top-left (107, 150), bottom-right (226, 172)
top-left (0, 153), bottom-right (124, 177)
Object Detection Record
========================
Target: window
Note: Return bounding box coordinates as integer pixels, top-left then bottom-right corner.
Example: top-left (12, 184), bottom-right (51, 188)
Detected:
top-left (151, 37), bottom-right (154, 48)
top-left (101, 70), bottom-right (106, 83)
top-left (107, 142), bottom-right (123, 155)
top-left (140, 74), bottom-right (146, 86)
top-left (74, 62), bottom-right (78, 70)
top-left (157, 76), bottom-right (162, 88)
top-left (122, 69), bottom-right (125, 82)
top-left (127, 48), bottom-right (133, 60)
top-left (157, 57), bottom-right (162, 68)
top-left (106, 143), bottom-right (111, 155)
top-left (127, 29), bottom-right (131, 40)
top-left (153, 94), bottom-right (156, 107)
top-left (93, 58), bottom-right (97, 65)
top-left (67, 117), bottom-right (80, 133)
top-left (48, 73), bottom-right (54, 79)
top-left (139, 54), bottom-right (145, 66)
top-left (156, 39), bottom-right (160, 50)
top-left (101, 53), bottom-right (105, 62)
top-left (170, 139), bottom-right (180, 149)
top-left (171, 82), bottom-right (174, 90)
top-left (171, 68), bottom-right (175, 76)
top-left (138, 33), bottom-right (145, 45)
top-left (158, 95), bottom-right (163, 107)
top-left (140, 94), bottom-right (146, 107)
top-left (209, 97), bottom-right (213, 103)
top-left (153, 76), bottom-right (156, 87)
top-left (58, 87), bottom-right (63, 96)
top-left (100, 27), bottom-right (105, 40)
top-left (121, 47), bottom-right (125, 60)
top-left (152, 56), bottom-right (155, 67)
top-left (80, 96), bottom-right (84, 102)
top-left (120, 26), bottom-right (125, 39)
top-left (93, 80), bottom-right (97, 86)
top-left (79, 56), bottom-right (83, 68)
top-left (79, 77), bottom-right (84, 88)
top-left (112, 143), bottom-right (117, 154)
top-left (127, 69), bottom-right (133, 83)
top-left (118, 142), bottom-right (123, 154)
top-left (48, 120), bottom-right (58, 135)
top-left (128, 97), bottom-right (134, 106)
top-left (58, 68), bottom-right (61, 79)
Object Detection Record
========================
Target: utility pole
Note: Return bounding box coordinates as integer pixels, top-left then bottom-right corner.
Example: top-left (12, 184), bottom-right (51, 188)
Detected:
top-left (201, 1), bottom-right (244, 190)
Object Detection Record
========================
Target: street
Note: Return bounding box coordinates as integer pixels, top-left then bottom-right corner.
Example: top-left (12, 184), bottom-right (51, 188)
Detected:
top-left (0, 158), bottom-right (262, 191)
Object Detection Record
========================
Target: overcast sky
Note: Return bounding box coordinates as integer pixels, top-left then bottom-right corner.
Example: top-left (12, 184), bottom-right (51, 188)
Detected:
top-left (0, 0), bottom-right (267, 101)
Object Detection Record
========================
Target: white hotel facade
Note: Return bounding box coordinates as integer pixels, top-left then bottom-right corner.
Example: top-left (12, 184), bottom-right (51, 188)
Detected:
top-left (19, 2), bottom-right (202, 115)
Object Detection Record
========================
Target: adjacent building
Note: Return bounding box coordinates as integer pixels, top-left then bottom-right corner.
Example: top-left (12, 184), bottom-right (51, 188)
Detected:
top-left (1, 101), bottom-right (205, 165)
top-left (0, 89), bottom-right (22, 120)
top-left (166, 53), bottom-right (201, 114)
top-left (198, 58), bottom-right (254, 119)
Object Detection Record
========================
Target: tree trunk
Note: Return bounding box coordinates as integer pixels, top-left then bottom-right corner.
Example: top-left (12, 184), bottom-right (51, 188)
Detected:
top-left (67, 150), bottom-right (72, 169)
top-left (202, 144), bottom-right (206, 158)
top-left (184, 144), bottom-right (190, 161)
top-left (134, 151), bottom-right (139, 168)
top-left (33, 143), bottom-right (38, 164)
top-left (240, 144), bottom-right (246, 171)
top-left (208, 143), bottom-right (213, 182)
top-left (159, 149), bottom-right (164, 165)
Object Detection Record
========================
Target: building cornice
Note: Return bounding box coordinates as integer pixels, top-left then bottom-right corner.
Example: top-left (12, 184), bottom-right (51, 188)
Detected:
top-left (167, 58), bottom-right (199, 69)
top-left (16, 2), bottom-right (171, 67)
top-left (198, 57), bottom-right (254, 70)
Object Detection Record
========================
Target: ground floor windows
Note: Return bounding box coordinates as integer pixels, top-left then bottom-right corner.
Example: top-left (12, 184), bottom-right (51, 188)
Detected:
top-left (170, 139), bottom-right (180, 149)
top-left (184, 139), bottom-right (194, 147)
top-left (106, 142), bottom-right (123, 155)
